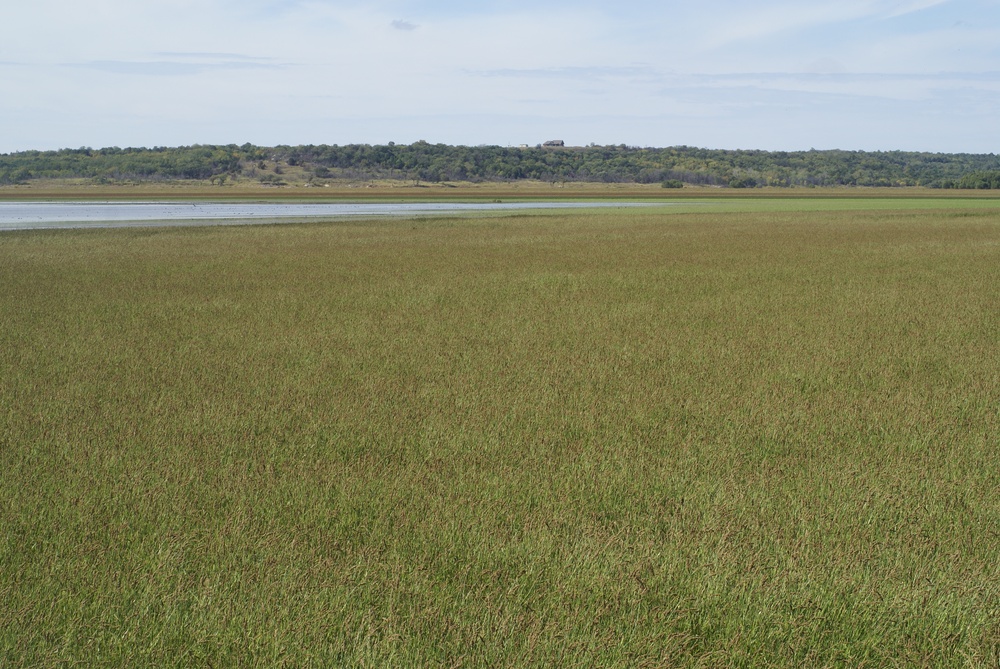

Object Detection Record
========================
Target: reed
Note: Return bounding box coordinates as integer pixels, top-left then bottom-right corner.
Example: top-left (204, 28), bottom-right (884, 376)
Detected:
top-left (2, 203), bottom-right (998, 666)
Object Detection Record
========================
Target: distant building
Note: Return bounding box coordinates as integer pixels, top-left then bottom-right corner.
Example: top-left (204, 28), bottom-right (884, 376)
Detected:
top-left (543, 140), bottom-right (565, 147)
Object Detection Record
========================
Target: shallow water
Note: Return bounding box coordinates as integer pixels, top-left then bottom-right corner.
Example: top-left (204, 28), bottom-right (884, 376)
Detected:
top-left (0, 201), bottom-right (659, 231)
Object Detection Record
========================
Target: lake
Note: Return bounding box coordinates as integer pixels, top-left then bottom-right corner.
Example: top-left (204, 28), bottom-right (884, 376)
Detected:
top-left (0, 201), bottom-right (661, 231)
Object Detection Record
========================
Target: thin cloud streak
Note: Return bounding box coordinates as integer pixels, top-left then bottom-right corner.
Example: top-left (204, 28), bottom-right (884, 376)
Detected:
top-left (79, 60), bottom-right (288, 76)
top-left (470, 66), bottom-right (657, 80)
top-left (152, 52), bottom-right (279, 61)
top-left (883, 0), bottom-right (956, 17)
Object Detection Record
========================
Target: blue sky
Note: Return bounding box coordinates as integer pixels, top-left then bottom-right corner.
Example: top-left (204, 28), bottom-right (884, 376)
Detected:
top-left (2, 0), bottom-right (999, 153)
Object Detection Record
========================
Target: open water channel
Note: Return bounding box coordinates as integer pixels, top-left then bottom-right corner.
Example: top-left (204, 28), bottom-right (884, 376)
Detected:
top-left (0, 201), bottom-right (660, 231)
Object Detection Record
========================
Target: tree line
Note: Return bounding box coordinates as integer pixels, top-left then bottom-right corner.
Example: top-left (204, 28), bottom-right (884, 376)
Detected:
top-left (3, 142), bottom-right (1000, 188)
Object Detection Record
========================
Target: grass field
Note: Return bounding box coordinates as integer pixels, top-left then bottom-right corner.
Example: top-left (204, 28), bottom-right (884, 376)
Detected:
top-left (2, 199), bottom-right (999, 666)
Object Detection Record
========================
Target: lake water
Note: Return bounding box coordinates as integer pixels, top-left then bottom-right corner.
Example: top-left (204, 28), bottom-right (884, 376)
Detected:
top-left (0, 201), bottom-right (660, 231)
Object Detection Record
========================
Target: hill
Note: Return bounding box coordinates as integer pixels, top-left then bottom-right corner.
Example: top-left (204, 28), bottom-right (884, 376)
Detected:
top-left (3, 142), bottom-right (1000, 188)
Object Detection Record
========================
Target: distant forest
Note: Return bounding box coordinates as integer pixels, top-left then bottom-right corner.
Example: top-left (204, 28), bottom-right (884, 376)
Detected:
top-left (3, 142), bottom-right (1000, 188)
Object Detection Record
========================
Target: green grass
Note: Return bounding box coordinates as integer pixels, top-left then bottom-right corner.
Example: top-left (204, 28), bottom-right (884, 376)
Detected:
top-left (2, 204), bottom-right (1000, 666)
top-left (670, 196), bottom-right (1000, 213)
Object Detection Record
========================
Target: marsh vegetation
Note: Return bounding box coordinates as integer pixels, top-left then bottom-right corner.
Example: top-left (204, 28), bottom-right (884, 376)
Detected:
top-left (2, 201), bottom-right (999, 666)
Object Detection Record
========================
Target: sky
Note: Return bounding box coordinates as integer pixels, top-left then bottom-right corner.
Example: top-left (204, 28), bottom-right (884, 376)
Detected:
top-left (3, 0), bottom-right (1000, 153)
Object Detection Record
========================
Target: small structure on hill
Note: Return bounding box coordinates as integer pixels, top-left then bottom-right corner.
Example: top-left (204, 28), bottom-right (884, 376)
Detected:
top-left (543, 140), bottom-right (565, 147)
